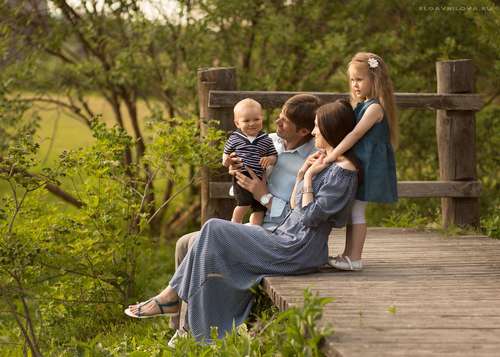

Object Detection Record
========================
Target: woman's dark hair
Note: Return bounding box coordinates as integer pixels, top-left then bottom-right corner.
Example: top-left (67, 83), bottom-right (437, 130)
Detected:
top-left (316, 99), bottom-right (363, 180)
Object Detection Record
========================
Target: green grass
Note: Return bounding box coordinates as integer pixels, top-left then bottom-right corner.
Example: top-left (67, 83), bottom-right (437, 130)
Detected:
top-left (30, 93), bottom-right (154, 166)
top-left (1, 93), bottom-right (185, 213)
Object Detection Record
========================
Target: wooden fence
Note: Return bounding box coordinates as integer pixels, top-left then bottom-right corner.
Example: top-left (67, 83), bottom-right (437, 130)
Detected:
top-left (197, 59), bottom-right (482, 228)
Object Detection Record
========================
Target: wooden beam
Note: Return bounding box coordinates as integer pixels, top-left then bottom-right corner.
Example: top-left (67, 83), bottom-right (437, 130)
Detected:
top-left (198, 67), bottom-right (237, 223)
top-left (209, 180), bottom-right (481, 199)
top-left (397, 180), bottom-right (481, 198)
top-left (209, 91), bottom-right (483, 111)
top-left (436, 59), bottom-right (480, 227)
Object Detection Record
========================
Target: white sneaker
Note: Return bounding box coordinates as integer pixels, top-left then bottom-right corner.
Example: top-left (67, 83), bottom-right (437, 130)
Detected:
top-left (331, 256), bottom-right (363, 271)
top-left (167, 328), bottom-right (187, 348)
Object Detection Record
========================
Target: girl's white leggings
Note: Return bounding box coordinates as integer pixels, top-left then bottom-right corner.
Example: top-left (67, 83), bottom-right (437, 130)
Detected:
top-left (350, 200), bottom-right (368, 224)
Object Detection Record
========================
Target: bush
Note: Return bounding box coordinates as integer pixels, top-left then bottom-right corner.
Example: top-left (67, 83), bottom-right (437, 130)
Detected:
top-left (0, 111), bottom-right (222, 355)
top-left (58, 289), bottom-right (333, 357)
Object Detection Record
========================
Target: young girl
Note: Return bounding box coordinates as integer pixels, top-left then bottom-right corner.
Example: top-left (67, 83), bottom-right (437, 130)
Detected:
top-left (327, 52), bottom-right (398, 271)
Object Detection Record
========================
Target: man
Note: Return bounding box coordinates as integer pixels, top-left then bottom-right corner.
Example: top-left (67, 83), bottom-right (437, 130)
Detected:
top-left (169, 93), bottom-right (320, 344)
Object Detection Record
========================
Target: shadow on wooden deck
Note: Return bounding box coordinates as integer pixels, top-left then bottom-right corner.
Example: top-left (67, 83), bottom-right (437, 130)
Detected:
top-left (262, 228), bottom-right (500, 357)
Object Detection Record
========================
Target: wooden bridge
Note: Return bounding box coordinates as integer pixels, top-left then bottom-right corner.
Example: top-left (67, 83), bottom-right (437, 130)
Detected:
top-left (196, 60), bottom-right (498, 355)
top-left (263, 228), bottom-right (500, 356)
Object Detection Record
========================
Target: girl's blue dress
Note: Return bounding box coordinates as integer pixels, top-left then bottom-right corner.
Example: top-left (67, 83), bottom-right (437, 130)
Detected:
top-left (353, 98), bottom-right (398, 203)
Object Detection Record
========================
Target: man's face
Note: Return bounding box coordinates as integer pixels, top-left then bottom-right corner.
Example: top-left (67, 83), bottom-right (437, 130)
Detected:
top-left (275, 109), bottom-right (301, 142)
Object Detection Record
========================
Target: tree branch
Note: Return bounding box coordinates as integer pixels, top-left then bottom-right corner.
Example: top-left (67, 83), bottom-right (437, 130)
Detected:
top-left (483, 90), bottom-right (500, 108)
top-left (13, 96), bottom-right (92, 127)
top-left (161, 201), bottom-right (201, 239)
top-left (0, 156), bottom-right (84, 208)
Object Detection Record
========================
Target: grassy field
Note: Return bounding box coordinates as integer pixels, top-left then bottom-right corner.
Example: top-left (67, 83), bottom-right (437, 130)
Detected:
top-left (33, 94), bottom-right (154, 165)
top-left (0, 93), bottom-right (154, 193)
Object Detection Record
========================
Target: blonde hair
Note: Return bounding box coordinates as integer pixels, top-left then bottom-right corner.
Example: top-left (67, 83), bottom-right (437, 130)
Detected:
top-left (233, 98), bottom-right (262, 116)
top-left (348, 52), bottom-right (399, 149)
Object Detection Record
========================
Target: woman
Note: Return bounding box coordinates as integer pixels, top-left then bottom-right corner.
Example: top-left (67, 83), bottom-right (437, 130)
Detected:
top-left (125, 99), bottom-right (359, 343)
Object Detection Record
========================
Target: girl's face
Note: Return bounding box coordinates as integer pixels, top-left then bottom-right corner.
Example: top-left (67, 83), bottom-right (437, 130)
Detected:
top-left (311, 116), bottom-right (331, 150)
top-left (349, 65), bottom-right (373, 100)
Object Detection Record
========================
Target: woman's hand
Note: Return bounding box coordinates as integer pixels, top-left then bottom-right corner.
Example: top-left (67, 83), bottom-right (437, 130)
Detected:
top-left (304, 153), bottom-right (329, 180)
top-left (297, 151), bottom-right (322, 182)
top-left (235, 166), bottom-right (268, 201)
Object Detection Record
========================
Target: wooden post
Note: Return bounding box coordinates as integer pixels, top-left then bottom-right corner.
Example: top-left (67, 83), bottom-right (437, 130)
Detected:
top-left (436, 59), bottom-right (479, 228)
top-left (197, 67), bottom-right (237, 224)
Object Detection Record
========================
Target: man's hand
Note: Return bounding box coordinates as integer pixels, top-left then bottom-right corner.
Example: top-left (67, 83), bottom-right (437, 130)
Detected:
top-left (235, 166), bottom-right (268, 201)
top-left (260, 155), bottom-right (277, 169)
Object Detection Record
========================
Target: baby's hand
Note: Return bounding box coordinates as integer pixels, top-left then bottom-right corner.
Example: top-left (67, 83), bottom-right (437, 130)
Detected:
top-left (223, 152), bottom-right (241, 168)
top-left (222, 153), bottom-right (232, 167)
top-left (260, 155), bottom-right (277, 168)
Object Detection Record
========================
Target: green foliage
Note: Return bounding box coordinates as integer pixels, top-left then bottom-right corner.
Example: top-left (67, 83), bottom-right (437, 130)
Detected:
top-left (387, 305), bottom-right (397, 315)
top-left (1, 114), bottom-right (221, 354)
top-left (0, 84), bottom-right (39, 154)
top-left (481, 215), bottom-right (500, 239)
top-left (380, 201), bottom-right (439, 228)
top-left (144, 113), bottom-right (225, 184)
top-left (52, 289), bottom-right (332, 357)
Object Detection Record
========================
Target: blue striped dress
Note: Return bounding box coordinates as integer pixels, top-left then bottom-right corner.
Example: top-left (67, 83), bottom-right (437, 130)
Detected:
top-left (169, 163), bottom-right (357, 342)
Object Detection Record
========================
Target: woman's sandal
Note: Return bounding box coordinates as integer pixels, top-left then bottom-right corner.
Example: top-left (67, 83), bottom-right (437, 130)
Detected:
top-left (124, 297), bottom-right (180, 319)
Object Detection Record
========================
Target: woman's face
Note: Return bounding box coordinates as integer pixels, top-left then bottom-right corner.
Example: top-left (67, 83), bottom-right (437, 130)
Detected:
top-left (312, 116), bottom-right (331, 150)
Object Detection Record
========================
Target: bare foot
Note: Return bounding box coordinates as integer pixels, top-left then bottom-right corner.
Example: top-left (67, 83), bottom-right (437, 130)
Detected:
top-left (127, 289), bottom-right (180, 317)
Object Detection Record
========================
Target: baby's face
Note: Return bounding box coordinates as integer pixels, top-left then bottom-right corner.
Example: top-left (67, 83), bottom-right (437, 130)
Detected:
top-left (234, 105), bottom-right (263, 137)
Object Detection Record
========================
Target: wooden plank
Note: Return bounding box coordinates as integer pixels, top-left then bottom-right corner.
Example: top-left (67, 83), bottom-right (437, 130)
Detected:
top-left (328, 328), bottom-right (500, 343)
top-left (261, 228), bottom-right (500, 356)
top-left (327, 343), bottom-right (500, 357)
top-left (209, 180), bottom-right (481, 199)
top-left (209, 90), bottom-right (483, 110)
top-left (397, 180), bottom-right (481, 197)
top-left (322, 316), bottom-right (500, 329)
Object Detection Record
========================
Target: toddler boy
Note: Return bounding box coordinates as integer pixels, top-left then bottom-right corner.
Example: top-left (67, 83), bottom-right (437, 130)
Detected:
top-left (223, 98), bottom-right (277, 224)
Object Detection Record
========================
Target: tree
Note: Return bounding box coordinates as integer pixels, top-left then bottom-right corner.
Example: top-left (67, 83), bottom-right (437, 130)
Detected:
top-left (1, 0), bottom-right (221, 236)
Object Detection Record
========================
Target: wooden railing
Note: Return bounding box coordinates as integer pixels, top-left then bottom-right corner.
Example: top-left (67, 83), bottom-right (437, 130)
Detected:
top-left (197, 59), bottom-right (482, 228)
